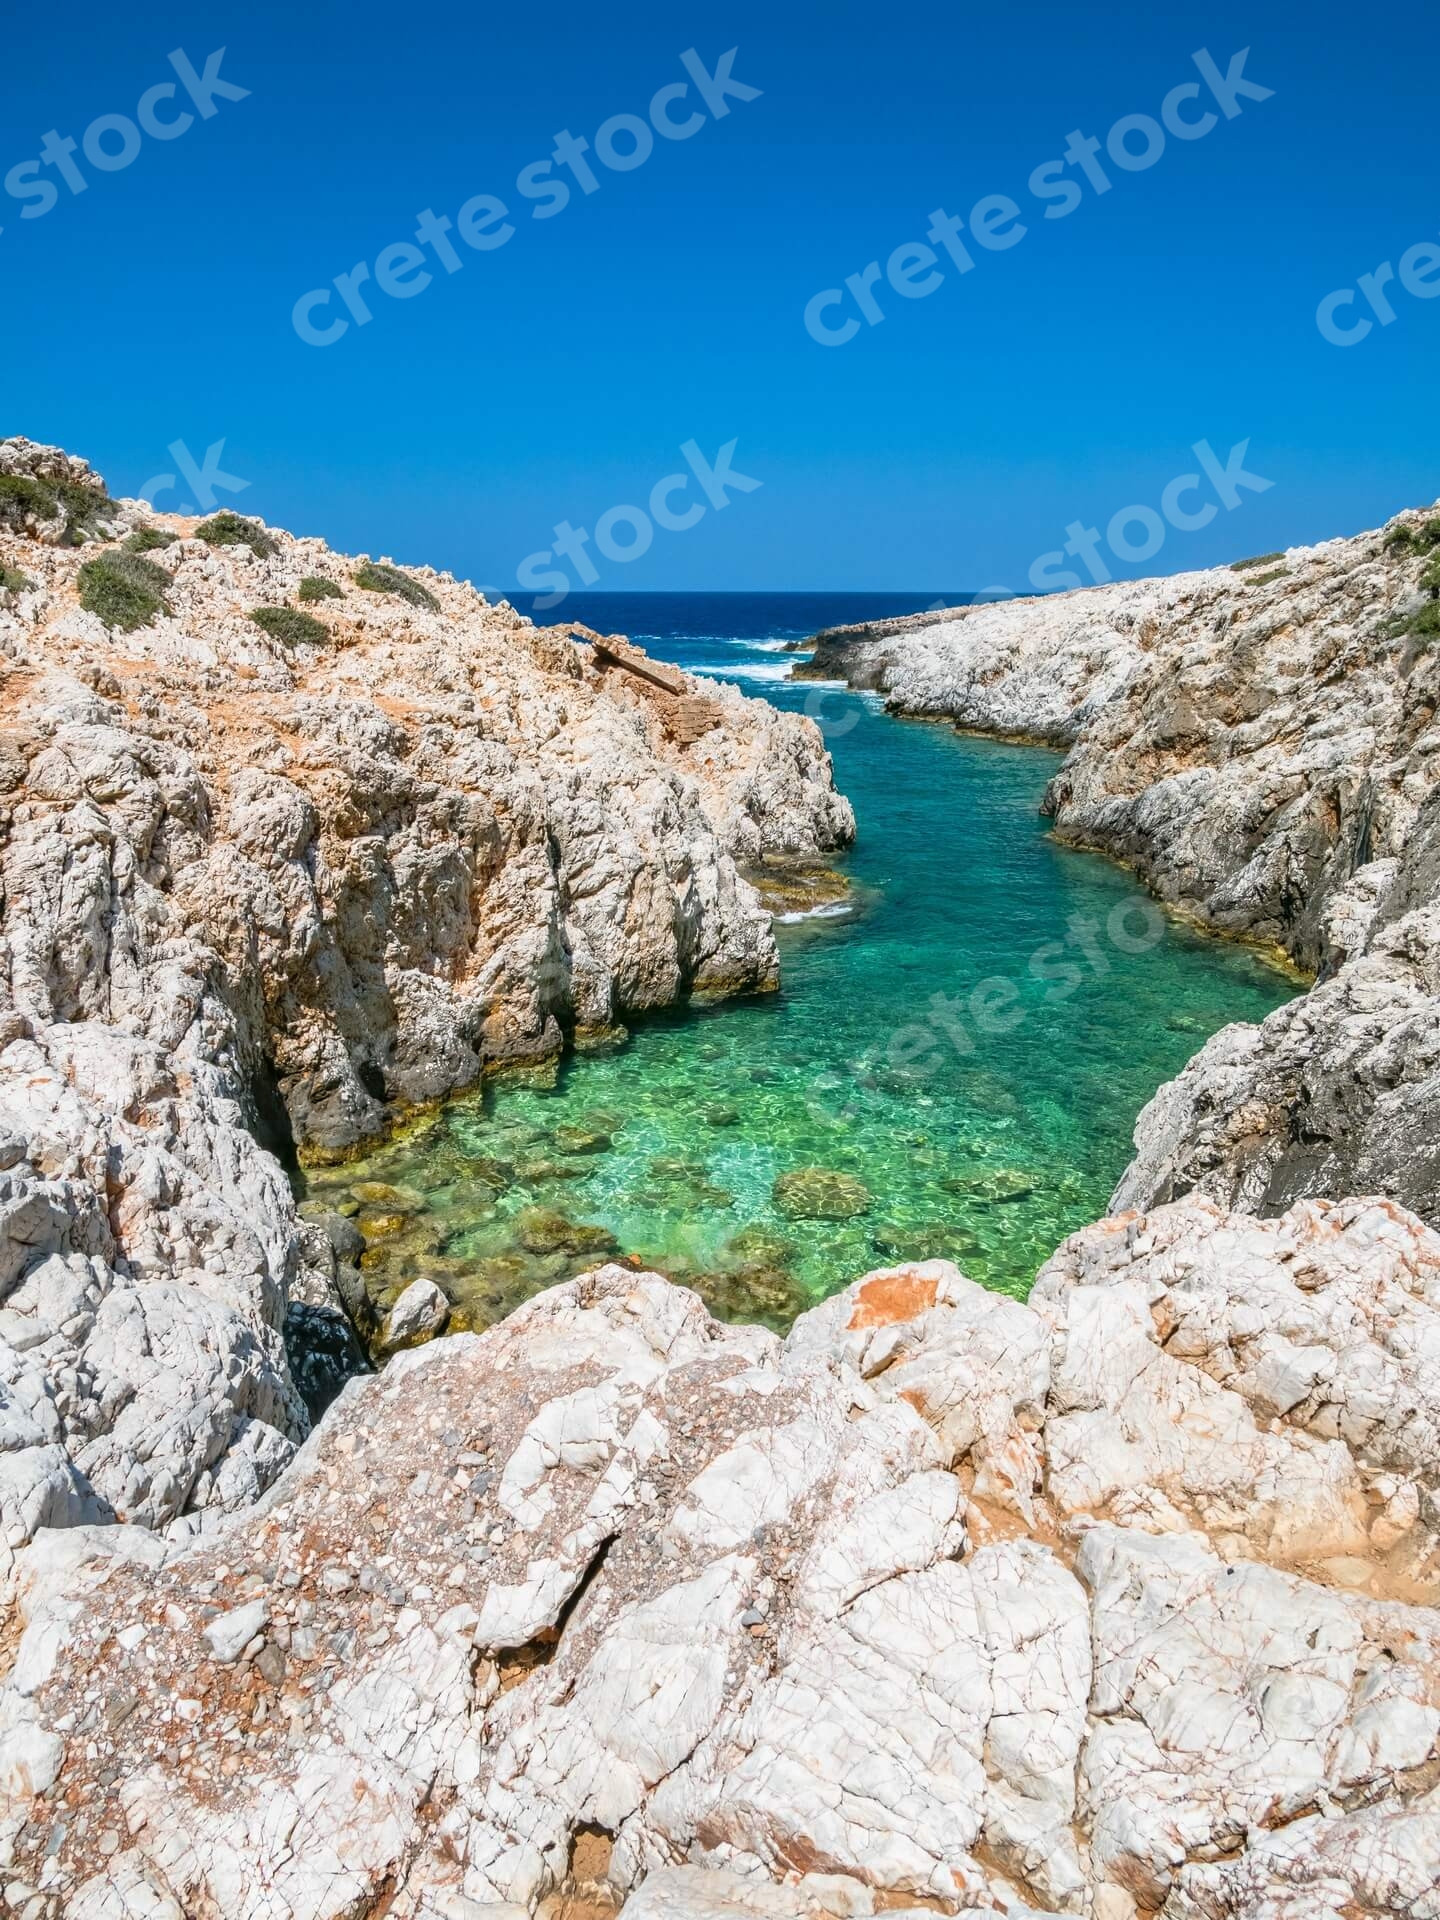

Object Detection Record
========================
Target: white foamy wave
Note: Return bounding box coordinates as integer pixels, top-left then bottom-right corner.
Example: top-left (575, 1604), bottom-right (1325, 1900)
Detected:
top-left (691, 661), bottom-right (795, 684)
top-left (775, 902), bottom-right (854, 923)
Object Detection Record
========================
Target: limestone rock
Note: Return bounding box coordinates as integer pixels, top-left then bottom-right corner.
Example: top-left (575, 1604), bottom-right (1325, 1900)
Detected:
top-left (5, 1209), bottom-right (1436, 1918)
top-left (384, 1277), bottom-right (450, 1348)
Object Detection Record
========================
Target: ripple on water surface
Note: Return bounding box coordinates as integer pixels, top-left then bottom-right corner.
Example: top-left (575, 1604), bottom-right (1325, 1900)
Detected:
top-left (301, 593), bottom-right (1299, 1340)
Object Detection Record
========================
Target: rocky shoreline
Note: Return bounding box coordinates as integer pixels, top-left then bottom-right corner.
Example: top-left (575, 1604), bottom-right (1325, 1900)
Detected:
top-left (802, 514), bottom-right (1440, 1230)
top-left (2, 446), bottom-right (1439, 1918)
top-left (0, 438), bottom-right (851, 1552)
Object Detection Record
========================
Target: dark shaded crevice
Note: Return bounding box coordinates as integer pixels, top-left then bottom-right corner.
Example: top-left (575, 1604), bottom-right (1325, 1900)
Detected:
top-left (493, 1532), bottom-right (617, 1687)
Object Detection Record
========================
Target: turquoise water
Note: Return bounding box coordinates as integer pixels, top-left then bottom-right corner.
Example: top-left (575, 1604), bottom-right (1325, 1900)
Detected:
top-left (303, 594), bottom-right (1298, 1335)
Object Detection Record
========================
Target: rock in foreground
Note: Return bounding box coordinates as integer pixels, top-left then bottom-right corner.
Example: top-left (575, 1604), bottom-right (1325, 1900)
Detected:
top-left (4, 1196), bottom-right (1438, 1918)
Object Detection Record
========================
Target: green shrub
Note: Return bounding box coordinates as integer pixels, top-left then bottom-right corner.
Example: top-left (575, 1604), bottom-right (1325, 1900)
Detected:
top-left (352, 560), bottom-right (439, 612)
top-left (1410, 601), bottom-right (1440, 638)
top-left (250, 604), bottom-right (329, 646)
top-left (77, 551), bottom-right (172, 631)
top-left (1384, 524), bottom-right (1417, 553)
top-left (298, 575), bottom-right (344, 602)
top-left (0, 472), bottom-right (118, 544)
top-left (1231, 551), bottom-right (1285, 572)
top-left (1422, 555), bottom-right (1440, 598)
top-left (1248, 566), bottom-right (1291, 586)
top-left (196, 510), bottom-right (278, 558)
top-left (123, 525), bottom-right (176, 554)
top-left (0, 562), bottom-right (32, 593)
top-left (0, 474), bottom-right (58, 529)
top-left (1412, 517), bottom-right (1440, 552)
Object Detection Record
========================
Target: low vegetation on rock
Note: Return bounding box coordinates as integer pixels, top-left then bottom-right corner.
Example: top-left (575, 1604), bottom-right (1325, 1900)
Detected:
top-left (1385, 515), bottom-right (1440, 554)
top-left (196, 509), bottom-right (279, 558)
top-left (76, 548), bottom-right (173, 631)
top-left (122, 524), bottom-right (176, 553)
top-left (298, 573), bottom-right (344, 601)
top-left (0, 560), bottom-right (31, 593)
top-left (1230, 549), bottom-right (1285, 571)
top-left (0, 469), bottom-right (118, 543)
top-left (250, 604), bottom-right (330, 646)
top-left (353, 558), bottom-right (440, 611)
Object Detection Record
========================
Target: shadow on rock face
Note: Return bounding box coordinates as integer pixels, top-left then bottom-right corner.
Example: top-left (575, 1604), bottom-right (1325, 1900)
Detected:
top-left (283, 1302), bottom-right (371, 1422)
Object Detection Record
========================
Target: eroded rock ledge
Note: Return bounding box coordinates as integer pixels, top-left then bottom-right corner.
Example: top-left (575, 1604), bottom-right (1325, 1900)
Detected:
top-left (0, 438), bottom-right (852, 1554)
top-left (3, 1200), bottom-right (1437, 1918)
top-left (802, 512), bottom-right (1440, 1227)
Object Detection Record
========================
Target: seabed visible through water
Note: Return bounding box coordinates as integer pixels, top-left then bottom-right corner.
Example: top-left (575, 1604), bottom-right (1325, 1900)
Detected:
top-left (300, 594), bottom-right (1299, 1337)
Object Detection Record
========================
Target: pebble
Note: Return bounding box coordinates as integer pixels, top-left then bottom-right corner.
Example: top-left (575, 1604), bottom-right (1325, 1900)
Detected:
top-left (202, 1599), bottom-right (270, 1664)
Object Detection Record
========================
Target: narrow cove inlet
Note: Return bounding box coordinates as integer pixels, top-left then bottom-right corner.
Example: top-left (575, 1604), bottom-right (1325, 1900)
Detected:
top-left (303, 592), bottom-right (1298, 1334)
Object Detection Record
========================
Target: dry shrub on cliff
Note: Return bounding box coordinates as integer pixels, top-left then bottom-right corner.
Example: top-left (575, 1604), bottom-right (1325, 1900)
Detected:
top-left (0, 471), bottom-right (118, 544)
top-left (250, 604), bottom-right (330, 647)
top-left (77, 549), bottom-right (173, 631)
top-left (196, 510), bottom-right (278, 558)
top-left (123, 525), bottom-right (176, 554)
top-left (298, 574), bottom-right (344, 602)
top-left (353, 559), bottom-right (440, 612)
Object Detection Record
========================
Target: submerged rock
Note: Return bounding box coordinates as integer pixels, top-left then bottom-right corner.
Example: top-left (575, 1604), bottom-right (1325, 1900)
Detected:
top-left (512, 1155), bottom-right (594, 1183)
top-left (350, 1181), bottom-right (426, 1212)
top-left (513, 1208), bottom-right (619, 1259)
top-left (552, 1124), bottom-right (613, 1156)
top-left (693, 1263), bottom-right (810, 1331)
top-left (741, 858), bottom-right (852, 917)
top-left (938, 1167), bottom-right (1036, 1206)
top-left (772, 1166), bottom-right (873, 1219)
top-left (722, 1224), bottom-right (797, 1267)
top-left (869, 1222), bottom-right (981, 1263)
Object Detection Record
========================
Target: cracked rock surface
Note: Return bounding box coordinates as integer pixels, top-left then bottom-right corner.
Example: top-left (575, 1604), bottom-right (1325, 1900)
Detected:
top-left (2, 1204), bottom-right (1436, 1918)
top-left (0, 438), bottom-right (851, 1581)
top-left (802, 512), bottom-right (1440, 1229)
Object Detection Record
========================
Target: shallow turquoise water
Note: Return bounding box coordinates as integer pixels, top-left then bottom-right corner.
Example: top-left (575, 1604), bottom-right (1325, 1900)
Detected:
top-left (305, 594), bottom-right (1298, 1332)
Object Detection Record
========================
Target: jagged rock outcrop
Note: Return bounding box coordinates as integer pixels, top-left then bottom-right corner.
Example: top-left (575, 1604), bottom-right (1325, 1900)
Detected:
top-left (803, 510), bottom-right (1440, 1227)
top-left (2, 1206), bottom-right (1436, 1918)
top-left (0, 438), bottom-right (852, 1559)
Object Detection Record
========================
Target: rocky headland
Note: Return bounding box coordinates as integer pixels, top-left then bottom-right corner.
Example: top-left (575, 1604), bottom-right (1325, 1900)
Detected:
top-left (802, 516), bottom-right (1440, 1229)
top-left (2, 446), bottom-right (1439, 1918)
top-left (0, 438), bottom-right (851, 1562)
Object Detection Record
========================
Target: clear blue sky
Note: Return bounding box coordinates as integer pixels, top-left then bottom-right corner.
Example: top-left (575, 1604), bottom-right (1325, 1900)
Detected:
top-left (5, 1), bottom-right (1437, 593)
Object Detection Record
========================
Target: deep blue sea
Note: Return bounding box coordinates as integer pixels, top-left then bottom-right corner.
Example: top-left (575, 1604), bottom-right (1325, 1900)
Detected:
top-left (307, 593), bottom-right (1297, 1330)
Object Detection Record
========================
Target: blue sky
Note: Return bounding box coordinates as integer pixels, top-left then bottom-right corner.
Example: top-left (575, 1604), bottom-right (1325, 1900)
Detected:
top-left (5, 1), bottom-right (1437, 593)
